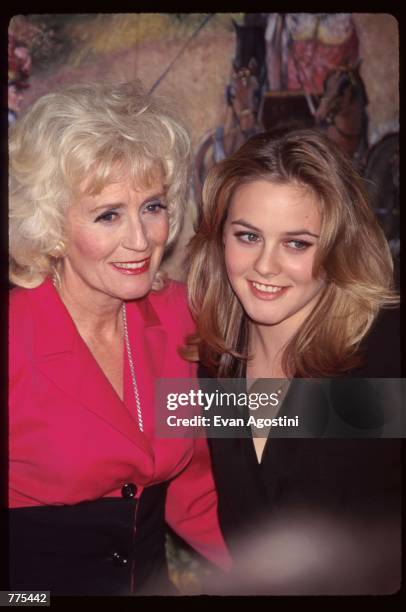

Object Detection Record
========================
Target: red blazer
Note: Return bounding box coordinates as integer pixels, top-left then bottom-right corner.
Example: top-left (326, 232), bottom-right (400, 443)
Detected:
top-left (9, 277), bottom-right (230, 568)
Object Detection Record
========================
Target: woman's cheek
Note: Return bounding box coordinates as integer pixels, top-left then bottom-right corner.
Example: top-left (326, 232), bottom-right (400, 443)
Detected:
top-left (69, 227), bottom-right (111, 260)
top-left (284, 252), bottom-right (315, 281)
top-left (227, 242), bottom-right (254, 278)
top-left (145, 216), bottom-right (169, 245)
top-left (224, 242), bottom-right (239, 277)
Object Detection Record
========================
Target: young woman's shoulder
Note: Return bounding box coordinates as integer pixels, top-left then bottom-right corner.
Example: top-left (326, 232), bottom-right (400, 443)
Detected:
top-left (350, 308), bottom-right (401, 377)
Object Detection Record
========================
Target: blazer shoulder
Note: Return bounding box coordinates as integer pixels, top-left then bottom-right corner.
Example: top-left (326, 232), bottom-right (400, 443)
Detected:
top-left (149, 280), bottom-right (192, 324)
top-left (9, 286), bottom-right (36, 376)
top-left (149, 280), bottom-right (195, 341)
top-left (9, 285), bottom-right (35, 332)
top-left (149, 280), bottom-right (188, 307)
top-left (10, 284), bottom-right (31, 310)
top-left (9, 280), bottom-right (54, 330)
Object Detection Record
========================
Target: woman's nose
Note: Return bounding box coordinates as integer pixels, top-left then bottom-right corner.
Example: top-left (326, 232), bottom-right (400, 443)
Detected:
top-left (121, 217), bottom-right (149, 252)
top-left (253, 245), bottom-right (281, 277)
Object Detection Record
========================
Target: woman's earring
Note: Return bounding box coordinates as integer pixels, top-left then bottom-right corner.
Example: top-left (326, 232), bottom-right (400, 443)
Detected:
top-left (52, 240), bottom-right (66, 258)
top-left (51, 241), bottom-right (66, 290)
top-left (52, 270), bottom-right (60, 290)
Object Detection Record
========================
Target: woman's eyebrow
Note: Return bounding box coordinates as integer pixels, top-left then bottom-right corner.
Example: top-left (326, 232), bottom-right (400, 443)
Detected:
top-left (231, 220), bottom-right (319, 239)
top-left (89, 193), bottom-right (166, 214)
top-left (141, 192), bottom-right (166, 203)
top-left (231, 219), bottom-right (261, 232)
top-left (284, 230), bottom-right (320, 238)
top-left (90, 203), bottom-right (124, 213)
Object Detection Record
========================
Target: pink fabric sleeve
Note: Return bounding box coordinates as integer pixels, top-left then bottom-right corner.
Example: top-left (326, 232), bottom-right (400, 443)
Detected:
top-left (165, 434), bottom-right (232, 570)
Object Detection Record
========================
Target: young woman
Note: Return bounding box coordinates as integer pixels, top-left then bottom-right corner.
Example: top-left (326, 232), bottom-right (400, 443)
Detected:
top-left (8, 81), bottom-right (230, 596)
top-left (185, 128), bottom-right (401, 594)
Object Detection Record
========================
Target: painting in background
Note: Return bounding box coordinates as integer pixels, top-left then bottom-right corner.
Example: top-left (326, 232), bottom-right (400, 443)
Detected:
top-left (8, 13), bottom-right (399, 285)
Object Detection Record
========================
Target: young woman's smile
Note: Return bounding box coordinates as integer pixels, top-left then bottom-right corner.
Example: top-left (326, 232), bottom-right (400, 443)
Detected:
top-left (223, 179), bottom-right (326, 336)
top-left (248, 280), bottom-right (289, 299)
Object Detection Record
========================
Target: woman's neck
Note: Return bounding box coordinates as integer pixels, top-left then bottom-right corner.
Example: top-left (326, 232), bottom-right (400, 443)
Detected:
top-left (56, 273), bottom-right (123, 342)
top-left (247, 322), bottom-right (294, 379)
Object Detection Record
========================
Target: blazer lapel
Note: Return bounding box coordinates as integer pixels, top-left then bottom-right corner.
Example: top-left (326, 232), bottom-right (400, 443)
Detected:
top-left (123, 297), bottom-right (168, 437)
top-left (30, 279), bottom-right (166, 454)
top-left (133, 296), bottom-right (168, 379)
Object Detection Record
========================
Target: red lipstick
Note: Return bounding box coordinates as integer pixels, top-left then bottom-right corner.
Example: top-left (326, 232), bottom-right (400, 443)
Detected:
top-left (110, 258), bottom-right (150, 275)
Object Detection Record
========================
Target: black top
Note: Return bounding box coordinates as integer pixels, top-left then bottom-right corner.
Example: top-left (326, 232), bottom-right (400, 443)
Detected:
top-left (201, 308), bottom-right (402, 594)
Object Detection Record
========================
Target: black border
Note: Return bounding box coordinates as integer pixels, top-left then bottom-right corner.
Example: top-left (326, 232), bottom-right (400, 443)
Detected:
top-left (1, 5), bottom-right (404, 610)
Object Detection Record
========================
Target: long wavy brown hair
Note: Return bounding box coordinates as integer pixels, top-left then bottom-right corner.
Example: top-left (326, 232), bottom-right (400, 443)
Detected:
top-left (183, 128), bottom-right (398, 378)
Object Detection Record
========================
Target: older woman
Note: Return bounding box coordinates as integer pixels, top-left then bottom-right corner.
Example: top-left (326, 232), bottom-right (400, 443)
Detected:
top-left (185, 128), bottom-right (401, 594)
top-left (9, 81), bottom-right (229, 596)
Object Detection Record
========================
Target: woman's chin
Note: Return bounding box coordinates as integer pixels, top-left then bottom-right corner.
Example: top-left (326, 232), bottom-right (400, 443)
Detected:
top-left (119, 286), bottom-right (153, 301)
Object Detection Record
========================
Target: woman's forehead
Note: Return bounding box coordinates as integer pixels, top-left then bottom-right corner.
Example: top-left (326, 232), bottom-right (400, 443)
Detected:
top-left (77, 161), bottom-right (164, 196)
top-left (230, 180), bottom-right (320, 212)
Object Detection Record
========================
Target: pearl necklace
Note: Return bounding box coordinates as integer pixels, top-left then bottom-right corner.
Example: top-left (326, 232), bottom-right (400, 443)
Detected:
top-left (52, 275), bottom-right (144, 432)
top-left (122, 303), bottom-right (144, 432)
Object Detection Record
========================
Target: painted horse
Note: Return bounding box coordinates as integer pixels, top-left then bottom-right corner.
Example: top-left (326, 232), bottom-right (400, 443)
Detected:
top-left (316, 64), bottom-right (398, 270)
top-left (193, 20), bottom-right (266, 199)
top-left (315, 63), bottom-right (369, 164)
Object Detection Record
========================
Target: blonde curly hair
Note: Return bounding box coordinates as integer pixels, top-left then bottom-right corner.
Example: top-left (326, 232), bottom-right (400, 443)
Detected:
top-left (9, 80), bottom-right (191, 289)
